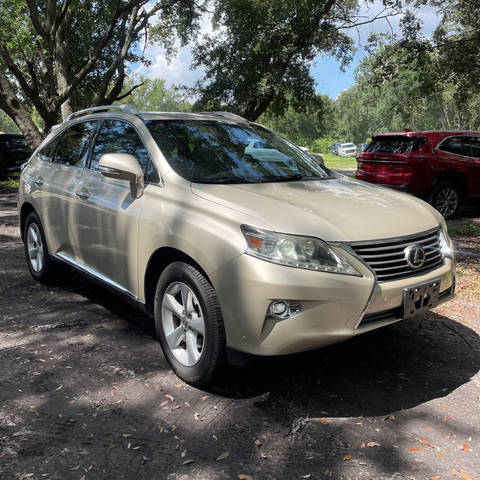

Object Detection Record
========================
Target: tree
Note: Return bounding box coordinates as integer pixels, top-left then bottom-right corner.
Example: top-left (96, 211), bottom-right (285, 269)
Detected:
top-left (119, 76), bottom-right (192, 112)
top-left (0, 0), bottom-right (200, 149)
top-left (259, 94), bottom-right (337, 145)
top-left (189, 0), bottom-right (402, 121)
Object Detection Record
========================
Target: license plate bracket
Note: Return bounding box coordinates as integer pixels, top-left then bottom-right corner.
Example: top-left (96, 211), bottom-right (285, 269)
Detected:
top-left (403, 279), bottom-right (440, 319)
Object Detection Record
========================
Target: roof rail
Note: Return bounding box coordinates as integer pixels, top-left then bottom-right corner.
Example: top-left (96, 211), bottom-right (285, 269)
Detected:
top-left (196, 111), bottom-right (247, 121)
top-left (65, 105), bottom-right (139, 122)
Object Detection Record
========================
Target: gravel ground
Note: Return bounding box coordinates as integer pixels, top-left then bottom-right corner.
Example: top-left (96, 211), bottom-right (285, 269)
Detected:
top-left (0, 188), bottom-right (479, 480)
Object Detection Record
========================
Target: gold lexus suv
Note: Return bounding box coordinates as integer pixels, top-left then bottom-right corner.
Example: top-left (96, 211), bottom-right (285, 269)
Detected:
top-left (19, 105), bottom-right (455, 386)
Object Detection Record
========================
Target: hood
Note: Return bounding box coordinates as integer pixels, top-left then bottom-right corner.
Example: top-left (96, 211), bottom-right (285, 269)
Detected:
top-left (191, 176), bottom-right (442, 242)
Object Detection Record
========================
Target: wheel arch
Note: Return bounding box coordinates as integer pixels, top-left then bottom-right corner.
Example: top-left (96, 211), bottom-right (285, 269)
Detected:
top-left (143, 247), bottom-right (210, 316)
top-left (20, 202), bottom-right (36, 241)
top-left (430, 172), bottom-right (468, 196)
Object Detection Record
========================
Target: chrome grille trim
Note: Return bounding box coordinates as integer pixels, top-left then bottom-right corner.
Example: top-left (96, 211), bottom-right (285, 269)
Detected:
top-left (349, 228), bottom-right (444, 282)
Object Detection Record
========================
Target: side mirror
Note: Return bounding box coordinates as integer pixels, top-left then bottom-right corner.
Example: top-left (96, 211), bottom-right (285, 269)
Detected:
top-left (99, 153), bottom-right (144, 198)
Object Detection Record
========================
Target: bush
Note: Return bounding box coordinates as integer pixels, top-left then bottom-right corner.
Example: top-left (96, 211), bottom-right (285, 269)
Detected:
top-left (310, 137), bottom-right (337, 154)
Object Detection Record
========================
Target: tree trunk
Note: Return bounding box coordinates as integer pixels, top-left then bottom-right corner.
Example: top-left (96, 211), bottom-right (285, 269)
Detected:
top-left (55, 11), bottom-right (72, 120)
top-left (0, 73), bottom-right (43, 149)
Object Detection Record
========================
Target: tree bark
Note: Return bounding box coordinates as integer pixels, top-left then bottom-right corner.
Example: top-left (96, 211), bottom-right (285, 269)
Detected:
top-left (0, 73), bottom-right (43, 149)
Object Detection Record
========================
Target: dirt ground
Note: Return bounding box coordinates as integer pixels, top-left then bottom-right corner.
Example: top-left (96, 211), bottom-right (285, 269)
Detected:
top-left (1, 188), bottom-right (479, 480)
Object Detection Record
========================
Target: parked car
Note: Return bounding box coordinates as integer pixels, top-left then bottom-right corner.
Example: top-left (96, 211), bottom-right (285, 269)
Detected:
top-left (0, 133), bottom-right (30, 177)
top-left (329, 142), bottom-right (340, 154)
top-left (19, 106), bottom-right (455, 386)
top-left (356, 143), bottom-right (369, 156)
top-left (356, 131), bottom-right (480, 218)
top-left (337, 142), bottom-right (357, 157)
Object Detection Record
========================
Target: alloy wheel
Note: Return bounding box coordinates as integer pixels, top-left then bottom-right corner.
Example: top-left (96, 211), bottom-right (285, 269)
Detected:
top-left (27, 223), bottom-right (44, 272)
top-left (161, 281), bottom-right (205, 367)
top-left (434, 187), bottom-right (458, 217)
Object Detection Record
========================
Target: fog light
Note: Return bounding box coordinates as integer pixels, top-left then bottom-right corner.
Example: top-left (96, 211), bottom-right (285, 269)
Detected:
top-left (269, 300), bottom-right (301, 319)
top-left (271, 301), bottom-right (288, 316)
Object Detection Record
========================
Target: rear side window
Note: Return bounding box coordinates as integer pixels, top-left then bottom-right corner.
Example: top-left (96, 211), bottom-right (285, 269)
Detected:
top-left (53, 121), bottom-right (97, 167)
top-left (365, 136), bottom-right (427, 154)
top-left (89, 120), bottom-right (159, 183)
top-left (468, 137), bottom-right (480, 158)
top-left (437, 136), bottom-right (471, 157)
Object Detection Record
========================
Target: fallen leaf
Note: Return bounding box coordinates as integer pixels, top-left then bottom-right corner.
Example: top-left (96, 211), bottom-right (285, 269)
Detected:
top-left (70, 465), bottom-right (80, 471)
top-left (80, 476), bottom-right (85, 480)
top-left (360, 442), bottom-right (366, 449)
top-left (384, 415), bottom-right (396, 421)
top-left (409, 447), bottom-right (419, 451)
top-left (159, 400), bottom-right (168, 408)
top-left (460, 471), bottom-right (472, 480)
top-left (234, 423), bottom-right (241, 429)
top-left (261, 452), bottom-right (268, 459)
top-left (216, 452), bottom-right (230, 461)
top-left (321, 417), bottom-right (327, 424)
top-left (440, 404), bottom-right (449, 409)
top-left (336, 438), bottom-right (345, 447)
top-left (442, 416), bottom-right (447, 422)
top-left (302, 475), bottom-right (311, 479)
top-left (463, 443), bottom-right (468, 451)
top-left (201, 395), bottom-right (209, 401)
top-left (430, 476), bottom-right (440, 480)
top-left (165, 394), bottom-right (174, 402)
top-left (54, 385), bottom-right (63, 392)
top-left (367, 442), bottom-right (380, 448)
top-left (238, 475), bottom-right (253, 480)
top-left (121, 433), bottom-right (132, 438)
top-left (79, 451), bottom-right (89, 455)
top-left (437, 451), bottom-right (444, 458)
top-left (452, 469), bottom-right (457, 475)
top-left (254, 439), bottom-right (262, 447)
top-left (155, 385), bottom-right (160, 391)
top-left (415, 438), bottom-right (434, 448)
top-left (173, 405), bottom-right (181, 410)
top-left (343, 455), bottom-right (352, 461)
top-left (146, 371), bottom-right (153, 376)
top-left (182, 459), bottom-right (194, 465)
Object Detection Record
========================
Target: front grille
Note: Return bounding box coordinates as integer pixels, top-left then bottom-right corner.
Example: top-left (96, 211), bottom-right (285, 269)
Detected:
top-left (350, 229), bottom-right (444, 282)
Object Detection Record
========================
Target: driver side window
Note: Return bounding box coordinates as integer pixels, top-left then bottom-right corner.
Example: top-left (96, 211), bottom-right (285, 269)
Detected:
top-left (89, 120), bottom-right (159, 183)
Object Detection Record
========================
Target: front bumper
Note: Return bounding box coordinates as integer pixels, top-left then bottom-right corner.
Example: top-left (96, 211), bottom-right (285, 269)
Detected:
top-left (210, 250), bottom-right (455, 360)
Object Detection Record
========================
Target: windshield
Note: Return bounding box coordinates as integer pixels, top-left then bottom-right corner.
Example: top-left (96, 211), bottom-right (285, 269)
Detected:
top-left (365, 136), bottom-right (427, 154)
top-left (145, 119), bottom-right (335, 184)
top-left (343, 143), bottom-right (355, 148)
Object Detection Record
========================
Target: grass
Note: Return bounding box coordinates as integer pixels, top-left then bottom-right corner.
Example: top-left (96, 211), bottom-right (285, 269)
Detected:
top-left (321, 153), bottom-right (357, 170)
top-left (0, 172), bottom-right (20, 190)
top-left (447, 219), bottom-right (480, 237)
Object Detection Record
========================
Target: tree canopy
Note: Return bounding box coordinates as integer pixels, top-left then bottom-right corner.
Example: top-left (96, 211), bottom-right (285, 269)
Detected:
top-left (0, 0), bottom-right (200, 148)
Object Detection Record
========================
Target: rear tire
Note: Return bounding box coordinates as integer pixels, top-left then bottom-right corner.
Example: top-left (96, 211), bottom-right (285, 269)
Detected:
top-left (154, 262), bottom-right (226, 387)
top-left (23, 211), bottom-right (56, 283)
top-left (429, 182), bottom-right (462, 219)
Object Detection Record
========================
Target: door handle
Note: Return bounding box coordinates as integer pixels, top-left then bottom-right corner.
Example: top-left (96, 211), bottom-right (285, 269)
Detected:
top-left (34, 176), bottom-right (44, 187)
top-left (75, 188), bottom-right (90, 200)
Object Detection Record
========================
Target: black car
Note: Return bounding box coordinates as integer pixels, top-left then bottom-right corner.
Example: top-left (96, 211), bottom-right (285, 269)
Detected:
top-left (0, 134), bottom-right (30, 176)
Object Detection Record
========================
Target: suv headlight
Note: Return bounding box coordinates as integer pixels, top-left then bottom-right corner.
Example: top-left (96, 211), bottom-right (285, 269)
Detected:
top-left (439, 223), bottom-right (453, 259)
top-left (241, 225), bottom-right (361, 276)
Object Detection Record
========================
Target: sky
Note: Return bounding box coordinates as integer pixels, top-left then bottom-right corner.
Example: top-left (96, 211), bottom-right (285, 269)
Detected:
top-left (134, 1), bottom-right (442, 100)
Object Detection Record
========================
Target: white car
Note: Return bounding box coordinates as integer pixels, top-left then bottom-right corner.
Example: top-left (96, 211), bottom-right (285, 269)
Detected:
top-left (338, 143), bottom-right (357, 157)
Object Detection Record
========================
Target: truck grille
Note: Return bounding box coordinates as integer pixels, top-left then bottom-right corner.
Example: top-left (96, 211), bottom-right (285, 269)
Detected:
top-left (350, 229), bottom-right (444, 282)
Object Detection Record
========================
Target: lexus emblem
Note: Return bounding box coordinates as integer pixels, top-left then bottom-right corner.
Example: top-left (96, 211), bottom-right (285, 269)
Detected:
top-left (404, 245), bottom-right (426, 269)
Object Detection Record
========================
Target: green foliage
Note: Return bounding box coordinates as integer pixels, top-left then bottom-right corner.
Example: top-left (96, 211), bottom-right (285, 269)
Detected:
top-left (117, 77), bottom-right (192, 112)
top-left (190, 0), bottom-right (362, 120)
top-left (0, 111), bottom-right (19, 134)
top-left (310, 137), bottom-right (337, 154)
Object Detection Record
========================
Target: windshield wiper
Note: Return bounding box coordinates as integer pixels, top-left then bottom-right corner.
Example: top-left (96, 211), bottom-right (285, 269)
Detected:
top-left (192, 177), bottom-right (258, 184)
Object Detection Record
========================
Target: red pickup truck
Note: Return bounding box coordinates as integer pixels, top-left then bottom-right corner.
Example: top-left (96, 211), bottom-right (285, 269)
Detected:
top-left (356, 131), bottom-right (480, 218)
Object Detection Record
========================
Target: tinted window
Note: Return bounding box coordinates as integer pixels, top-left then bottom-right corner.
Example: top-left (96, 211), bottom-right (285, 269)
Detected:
top-left (366, 136), bottom-right (427, 154)
top-left (438, 136), bottom-right (470, 157)
top-left (468, 137), bottom-right (480, 158)
top-left (37, 139), bottom-right (57, 162)
top-left (53, 122), bottom-right (97, 167)
top-left (145, 119), bottom-right (334, 184)
top-left (90, 120), bottom-right (159, 182)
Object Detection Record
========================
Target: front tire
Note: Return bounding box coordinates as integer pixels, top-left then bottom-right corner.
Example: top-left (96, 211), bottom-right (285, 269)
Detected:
top-left (429, 182), bottom-right (462, 219)
top-left (23, 211), bottom-right (56, 283)
top-left (154, 262), bottom-right (226, 387)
